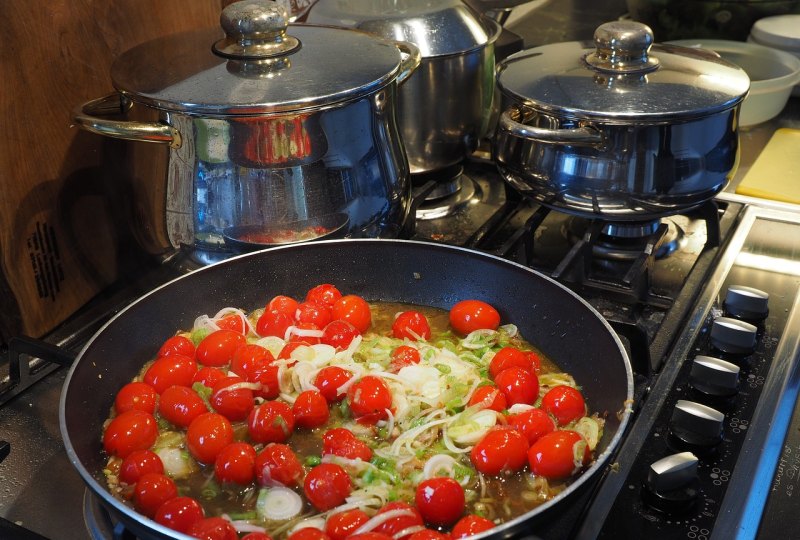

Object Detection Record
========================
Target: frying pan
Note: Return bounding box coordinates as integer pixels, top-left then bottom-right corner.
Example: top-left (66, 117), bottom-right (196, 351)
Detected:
top-left (59, 239), bottom-right (633, 540)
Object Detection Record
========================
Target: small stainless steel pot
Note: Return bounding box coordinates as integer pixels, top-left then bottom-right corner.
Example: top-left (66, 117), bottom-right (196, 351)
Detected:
top-left (493, 21), bottom-right (751, 220)
top-left (73, 0), bottom-right (420, 264)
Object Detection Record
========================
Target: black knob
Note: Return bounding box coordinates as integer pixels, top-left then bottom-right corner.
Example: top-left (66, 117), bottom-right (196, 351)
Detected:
top-left (724, 285), bottom-right (769, 320)
top-left (710, 317), bottom-right (758, 355)
top-left (669, 399), bottom-right (725, 450)
top-left (690, 355), bottom-right (740, 397)
top-left (642, 452), bottom-right (699, 514)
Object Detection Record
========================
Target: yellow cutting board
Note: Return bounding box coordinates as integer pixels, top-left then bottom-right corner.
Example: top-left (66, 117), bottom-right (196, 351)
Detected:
top-left (736, 128), bottom-right (800, 204)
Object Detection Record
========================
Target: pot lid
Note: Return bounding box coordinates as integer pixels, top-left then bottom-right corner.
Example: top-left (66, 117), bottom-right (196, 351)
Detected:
top-left (305, 0), bottom-right (500, 57)
top-left (110, 0), bottom-right (410, 115)
top-left (497, 21), bottom-right (751, 121)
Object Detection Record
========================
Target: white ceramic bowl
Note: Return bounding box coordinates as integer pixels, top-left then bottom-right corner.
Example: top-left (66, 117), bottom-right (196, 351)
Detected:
top-left (668, 39), bottom-right (800, 127)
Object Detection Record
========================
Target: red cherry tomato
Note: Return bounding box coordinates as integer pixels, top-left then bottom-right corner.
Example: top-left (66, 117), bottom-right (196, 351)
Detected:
top-left (348, 534), bottom-right (393, 540)
top-left (304, 463), bottom-right (352, 511)
top-left (143, 354), bottom-right (197, 394)
top-left (322, 428), bottom-right (372, 461)
top-left (541, 385), bottom-right (587, 426)
top-left (347, 376), bottom-right (392, 422)
top-left (192, 367), bottom-right (227, 389)
top-left (196, 330), bottom-right (246, 367)
top-left (372, 501), bottom-right (423, 540)
top-left (186, 412), bottom-right (234, 464)
top-left (467, 386), bottom-right (507, 412)
top-left (154, 495), bottom-right (204, 534)
top-left (332, 295), bottom-right (372, 334)
top-left (216, 313), bottom-right (247, 334)
top-left (388, 345), bottom-right (421, 373)
top-left (250, 363), bottom-right (281, 400)
top-left (525, 351), bottom-right (542, 374)
top-left (392, 311), bottom-right (431, 341)
top-left (448, 300), bottom-right (501, 335)
top-left (119, 449), bottom-right (164, 485)
top-left (508, 408), bottom-right (556, 445)
top-left (115, 381), bottom-right (157, 415)
top-left (133, 472), bottom-right (177, 518)
top-left (215, 442), bottom-right (257, 485)
top-left (242, 533), bottom-right (274, 540)
top-left (211, 376), bottom-right (255, 422)
top-left (287, 528), bottom-right (331, 540)
top-left (408, 530), bottom-right (449, 540)
top-left (451, 515), bottom-right (495, 539)
top-left (255, 443), bottom-right (304, 487)
top-left (267, 295), bottom-right (299, 317)
top-left (158, 335), bottom-right (196, 359)
top-left (287, 322), bottom-right (323, 345)
top-left (470, 428), bottom-right (529, 475)
top-left (257, 309), bottom-right (294, 339)
top-left (325, 508), bottom-right (369, 540)
top-left (278, 341), bottom-right (312, 363)
top-left (158, 385), bottom-right (207, 427)
top-left (230, 344), bottom-right (275, 380)
top-left (186, 516), bottom-right (239, 540)
top-left (293, 390), bottom-right (330, 429)
top-left (321, 320), bottom-right (360, 350)
top-left (314, 366), bottom-right (353, 403)
top-left (489, 347), bottom-right (534, 378)
top-left (494, 367), bottom-right (539, 406)
top-left (306, 284), bottom-right (342, 307)
top-left (528, 430), bottom-right (590, 480)
top-left (248, 401), bottom-right (295, 444)
top-left (415, 477), bottom-right (465, 527)
top-left (296, 301), bottom-right (333, 328)
top-left (103, 410), bottom-right (159, 459)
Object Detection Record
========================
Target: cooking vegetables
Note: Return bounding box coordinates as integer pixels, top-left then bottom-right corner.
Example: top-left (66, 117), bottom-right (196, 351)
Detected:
top-left (101, 284), bottom-right (603, 539)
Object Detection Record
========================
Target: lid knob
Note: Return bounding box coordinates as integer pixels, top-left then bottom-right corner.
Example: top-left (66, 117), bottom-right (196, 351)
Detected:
top-left (213, 0), bottom-right (301, 59)
top-left (585, 21), bottom-right (660, 74)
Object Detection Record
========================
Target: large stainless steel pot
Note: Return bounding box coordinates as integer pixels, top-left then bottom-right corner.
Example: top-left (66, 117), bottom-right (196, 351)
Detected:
top-left (493, 21), bottom-right (751, 220)
top-left (306, 0), bottom-right (502, 174)
top-left (73, 0), bottom-right (421, 264)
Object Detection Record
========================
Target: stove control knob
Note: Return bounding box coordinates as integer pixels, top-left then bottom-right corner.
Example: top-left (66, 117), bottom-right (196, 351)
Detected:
top-left (642, 452), bottom-right (699, 513)
top-left (669, 400), bottom-right (724, 448)
top-left (724, 285), bottom-right (769, 321)
top-left (690, 355), bottom-right (740, 396)
top-left (711, 317), bottom-right (758, 355)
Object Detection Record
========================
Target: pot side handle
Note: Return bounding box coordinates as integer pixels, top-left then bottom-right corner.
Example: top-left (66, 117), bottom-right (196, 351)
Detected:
top-left (498, 109), bottom-right (604, 147)
top-left (394, 41), bottom-right (422, 87)
top-left (72, 94), bottom-right (182, 149)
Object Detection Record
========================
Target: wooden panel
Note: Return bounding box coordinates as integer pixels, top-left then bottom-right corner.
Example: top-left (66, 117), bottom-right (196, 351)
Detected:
top-left (0, 0), bottom-right (225, 343)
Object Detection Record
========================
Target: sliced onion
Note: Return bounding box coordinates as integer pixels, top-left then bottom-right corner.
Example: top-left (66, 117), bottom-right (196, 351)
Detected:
top-left (353, 508), bottom-right (417, 535)
top-left (256, 486), bottom-right (303, 521)
top-left (422, 454), bottom-right (457, 479)
top-left (290, 517), bottom-right (327, 533)
top-left (393, 526), bottom-right (425, 539)
top-left (284, 326), bottom-right (325, 341)
top-left (507, 403), bottom-right (535, 415)
top-left (214, 381), bottom-right (262, 394)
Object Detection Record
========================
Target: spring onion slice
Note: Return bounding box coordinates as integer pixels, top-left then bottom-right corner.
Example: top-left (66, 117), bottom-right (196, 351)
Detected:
top-left (256, 486), bottom-right (303, 522)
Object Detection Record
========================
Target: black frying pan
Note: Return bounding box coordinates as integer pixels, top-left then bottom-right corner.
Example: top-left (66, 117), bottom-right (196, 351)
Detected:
top-left (60, 239), bottom-right (633, 540)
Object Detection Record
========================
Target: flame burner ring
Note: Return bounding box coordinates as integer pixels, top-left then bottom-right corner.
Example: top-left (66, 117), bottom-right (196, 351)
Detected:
top-left (565, 216), bottom-right (687, 261)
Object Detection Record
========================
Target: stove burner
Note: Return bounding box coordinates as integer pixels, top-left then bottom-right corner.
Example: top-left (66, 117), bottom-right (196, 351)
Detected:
top-left (566, 218), bottom-right (687, 261)
top-left (415, 173), bottom-right (478, 220)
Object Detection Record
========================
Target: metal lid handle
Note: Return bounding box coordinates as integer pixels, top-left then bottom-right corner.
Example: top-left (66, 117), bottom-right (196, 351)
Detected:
top-left (584, 21), bottom-right (660, 74)
top-left (213, 0), bottom-right (301, 59)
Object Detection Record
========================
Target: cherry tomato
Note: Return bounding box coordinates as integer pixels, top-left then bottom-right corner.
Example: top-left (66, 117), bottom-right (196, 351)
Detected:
top-left (508, 408), bottom-right (556, 445)
top-left (248, 401), bottom-right (295, 444)
top-left (255, 443), bottom-right (304, 487)
top-left (470, 428), bottom-right (529, 475)
top-left (143, 354), bottom-right (197, 394)
top-left (348, 534), bottom-right (393, 540)
top-left (467, 385), bottom-right (507, 412)
top-left (488, 347), bottom-right (534, 378)
top-left (304, 463), bottom-right (352, 511)
top-left (103, 410), bottom-right (159, 458)
top-left (450, 515), bottom-right (495, 539)
top-left (154, 495), bottom-right (204, 534)
top-left (215, 442), bottom-right (257, 485)
top-left (242, 533), bottom-right (274, 540)
top-left (158, 335), bottom-right (196, 359)
top-left (321, 320), bottom-right (360, 350)
top-left (448, 300), bottom-right (500, 335)
top-left (306, 284), bottom-right (342, 307)
top-left (332, 295), bottom-right (372, 333)
top-left (196, 330), bottom-right (246, 367)
top-left (250, 363), bottom-right (281, 400)
top-left (186, 412), bottom-right (234, 464)
top-left (230, 344), bottom-right (275, 380)
top-left (287, 322), bottom-right (322, 345)
top-left (322, 428), bottom-right (372, 461)
top-left (325, 508), bottom-right (369, 540)
top-left (314, 366), bottom-right (353, 403)
top-left (114, 381), bottom-right (157, 415)
top-left (133, 472), bottom-right (177, 517)
top-left (347, 376), bottom-right (392, 423)
top-left (408, 530), bottom-right (448, 540)
top-left (296, 301), bottom-right (333, 328)
top-left (216, 313), bottom-right (247, 334)
top-left (287, 528), bottom-right (331, 540)
top-left (494, 367), bottom-right (539, 406)
top-left (119, 449), bottom-right (164, 484)
top-left (158, 385), bottom-right (207, 427)
top-left (528, 430), bottom-right (590, 480)
top-left (278, 341), bottom-right (312, 363)
top-left (267, 295), bottom-right (300, 317)
top-left (541, 385), bottom-right (586, 426)
top-left (525, 351), bottom-right (542, 374)
top-left (256, 310), bottom-right (293, 339)
top-left (372, 501), bottom-right (423, 540)
top-left (392, 311), bottom-right (431, 341)
top-left (186, 516), bottom-right (239, 540)
top-left (192, 366), bottom-right (227, 389)
top-left (415, 477), bottom-right (465, 527)
top-left (211, 376), bottom-right (255, 421)
top-left (388, 345), bottom-right (421, 373)
top-left (293, 390), bottom-right (330, 429)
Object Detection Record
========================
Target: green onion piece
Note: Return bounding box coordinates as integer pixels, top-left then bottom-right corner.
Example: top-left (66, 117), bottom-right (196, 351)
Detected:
top-left (434, 364), bottom-right (452, 374)
top-left (305, 455), bottom-right (322, 467)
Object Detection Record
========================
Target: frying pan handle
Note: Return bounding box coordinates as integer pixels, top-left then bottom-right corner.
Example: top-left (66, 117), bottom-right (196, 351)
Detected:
top-left (394, 41), bottom-right (422, 87)
top-left (498, 109), bottom-right (604, 147)
top-left (72, 94), bottom-right (182, 149)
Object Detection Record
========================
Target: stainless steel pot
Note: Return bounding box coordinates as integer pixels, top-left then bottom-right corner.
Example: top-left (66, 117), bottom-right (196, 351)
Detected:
top-left (306, 0), bottom-right (502, 174)
top-left (493, 20), bottom-right (751, 220)
top-left (73, 0), bottom-right (421, 264)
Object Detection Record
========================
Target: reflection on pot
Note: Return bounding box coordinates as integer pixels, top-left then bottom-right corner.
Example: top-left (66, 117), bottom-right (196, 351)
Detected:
top-left (231, 113), bottom-right (327, 168)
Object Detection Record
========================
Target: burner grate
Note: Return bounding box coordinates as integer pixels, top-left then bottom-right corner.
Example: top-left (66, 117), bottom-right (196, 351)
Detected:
top-left (0, 336), bottom-right (75, 407)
